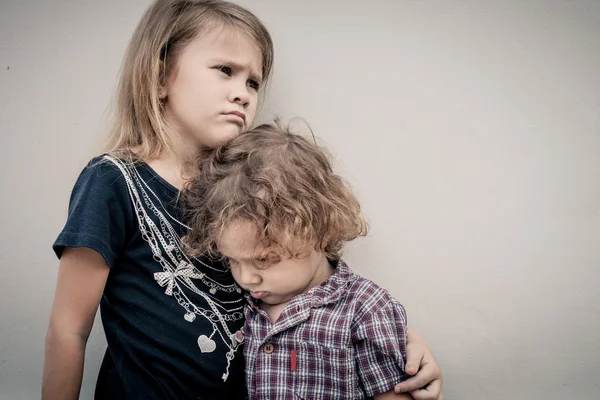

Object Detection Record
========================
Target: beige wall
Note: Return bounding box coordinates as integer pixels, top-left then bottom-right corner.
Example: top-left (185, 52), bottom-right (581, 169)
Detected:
top-left (1, 1), bottom-right (599, 399)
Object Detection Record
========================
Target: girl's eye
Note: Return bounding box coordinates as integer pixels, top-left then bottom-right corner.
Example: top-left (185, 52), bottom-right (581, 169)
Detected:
top-left (247, 79), bottom-right (260, 91)
top-left (218, 65), bottom-right (232, 76)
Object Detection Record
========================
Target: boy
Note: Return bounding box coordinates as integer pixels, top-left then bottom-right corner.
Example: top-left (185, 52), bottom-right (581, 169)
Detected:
top-left (184, 122), bottom-right (412, 399)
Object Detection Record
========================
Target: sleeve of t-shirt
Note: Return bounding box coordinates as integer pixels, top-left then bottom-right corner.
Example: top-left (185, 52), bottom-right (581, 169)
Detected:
top-left (53, 156), bottom-right (134, 268)
top-left (352, 297), bottom-right (408, 397)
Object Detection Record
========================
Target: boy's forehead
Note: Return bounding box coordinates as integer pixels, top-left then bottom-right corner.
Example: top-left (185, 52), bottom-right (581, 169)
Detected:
top-left (216, 219), bottom-right (316, 260)
top-left (216, 220), bottom-right (262, 258)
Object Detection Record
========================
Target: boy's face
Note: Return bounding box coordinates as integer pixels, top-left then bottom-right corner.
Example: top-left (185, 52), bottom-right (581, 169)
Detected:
top-left (216, 219), bottom-right (332, 306)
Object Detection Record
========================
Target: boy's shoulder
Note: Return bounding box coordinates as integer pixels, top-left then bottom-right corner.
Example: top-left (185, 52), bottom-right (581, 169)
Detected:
top-left (336, 261), bottom-right (401, 319)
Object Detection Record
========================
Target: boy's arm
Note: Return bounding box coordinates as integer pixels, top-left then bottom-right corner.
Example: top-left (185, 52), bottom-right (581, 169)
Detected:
top-left (42, 248), bottom-right (109, 400)
top-left (352, 298), bottom-right (409, 398)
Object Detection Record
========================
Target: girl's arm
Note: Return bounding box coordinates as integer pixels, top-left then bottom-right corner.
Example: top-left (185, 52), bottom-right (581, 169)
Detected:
top-left (395, 328), bottom-right (443, 400)
top-left (42, 248), bottom-right (109, 400)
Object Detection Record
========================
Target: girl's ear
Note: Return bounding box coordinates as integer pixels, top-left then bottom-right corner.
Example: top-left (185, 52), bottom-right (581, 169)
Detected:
top-left (158, 67), bottom-right (169, 101)
top-left (158, 58), bottom-right (171, 100)
top-left (158, 83), bottom-right (168, 100)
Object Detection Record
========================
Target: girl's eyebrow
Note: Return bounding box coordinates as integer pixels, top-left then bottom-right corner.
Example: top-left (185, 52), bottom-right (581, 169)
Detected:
top-left (210, 58), bottom-right (263, 82)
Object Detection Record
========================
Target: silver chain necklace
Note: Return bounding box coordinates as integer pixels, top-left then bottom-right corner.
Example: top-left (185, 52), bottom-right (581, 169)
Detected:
top-left (105, 155), bottom-right (244, 381)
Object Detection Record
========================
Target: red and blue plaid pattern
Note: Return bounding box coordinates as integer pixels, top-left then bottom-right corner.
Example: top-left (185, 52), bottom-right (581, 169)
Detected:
top-left (243, 261), bottom-right (408, 399)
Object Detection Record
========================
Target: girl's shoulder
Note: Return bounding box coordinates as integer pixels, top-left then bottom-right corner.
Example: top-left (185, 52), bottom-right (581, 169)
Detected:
top-left (67, 151), bottom-right (160, 213)
top-left (78, 151), bottom-right (156, 190)
top-left (84, 151), bottom-right (139, 175)
top-left (71, 154), bottom-right (132, 194)
top-left (83, 152), bottom-right (179, 196)
top-left (55, 153), bottom-right (141, 266)
top-left (69, 152), bottom-right (181, 223)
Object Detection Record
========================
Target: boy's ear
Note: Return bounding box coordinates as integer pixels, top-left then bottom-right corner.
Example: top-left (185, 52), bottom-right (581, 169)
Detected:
top-left (320, 238), bottom-right (328, 250)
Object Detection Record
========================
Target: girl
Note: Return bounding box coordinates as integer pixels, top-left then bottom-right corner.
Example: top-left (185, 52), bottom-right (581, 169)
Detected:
top-left (42, 1), bottom-right (442, 399)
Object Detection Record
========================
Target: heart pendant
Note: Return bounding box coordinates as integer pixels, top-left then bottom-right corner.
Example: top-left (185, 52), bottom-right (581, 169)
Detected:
top-left (197, 335), bottom-right (216, 353)
top-left (234, 330), bottom-right (244, 343)
top-left (184, 312), bottom-right (196, 322)
top-left (209, 287), bottom-right (217, 295)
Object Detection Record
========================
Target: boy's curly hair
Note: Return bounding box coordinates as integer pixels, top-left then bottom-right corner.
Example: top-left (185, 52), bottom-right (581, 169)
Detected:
top-left (183, 121), bottom-right (368, 261)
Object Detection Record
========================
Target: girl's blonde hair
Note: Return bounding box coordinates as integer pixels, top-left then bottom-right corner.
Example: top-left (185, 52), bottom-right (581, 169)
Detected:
top-left (106, 0), bottom-right (274, 161)
top-left (183, 121), bottom-right (369, 262)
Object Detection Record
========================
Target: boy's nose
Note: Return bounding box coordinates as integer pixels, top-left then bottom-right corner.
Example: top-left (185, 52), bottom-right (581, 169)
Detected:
top-left (239, 263), bottom-right (261, 286)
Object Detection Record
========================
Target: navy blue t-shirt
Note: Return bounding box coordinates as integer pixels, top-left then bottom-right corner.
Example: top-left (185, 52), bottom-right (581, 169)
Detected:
top-left (53, 155), bottom-right (247, 400)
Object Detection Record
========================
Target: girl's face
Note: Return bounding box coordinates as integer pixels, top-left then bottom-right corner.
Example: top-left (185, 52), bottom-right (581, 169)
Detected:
top-left (162, 26), bottom-right (263, 150)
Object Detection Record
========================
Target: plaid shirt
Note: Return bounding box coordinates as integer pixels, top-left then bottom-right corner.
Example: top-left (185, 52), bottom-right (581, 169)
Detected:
top-left (243, 261), bottom-right (407, 400)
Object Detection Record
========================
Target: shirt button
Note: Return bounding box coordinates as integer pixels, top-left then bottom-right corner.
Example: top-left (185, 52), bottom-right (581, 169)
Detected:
top-left (263, 343), bottom-right (274, 354)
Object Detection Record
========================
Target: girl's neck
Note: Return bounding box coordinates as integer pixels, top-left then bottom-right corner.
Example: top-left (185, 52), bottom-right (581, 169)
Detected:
top-left (144, 133), bottom-right (200, 191)
top-left (147, 155), bottom-right (187, 190)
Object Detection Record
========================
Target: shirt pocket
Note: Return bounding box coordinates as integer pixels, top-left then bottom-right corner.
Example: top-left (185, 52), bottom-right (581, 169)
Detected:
top-left (293, 343), bottom-right (358, 400)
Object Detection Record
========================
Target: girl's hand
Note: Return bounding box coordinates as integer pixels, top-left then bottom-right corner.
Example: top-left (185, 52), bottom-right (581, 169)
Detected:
top-left (395, 328), bottom-right (443, 400)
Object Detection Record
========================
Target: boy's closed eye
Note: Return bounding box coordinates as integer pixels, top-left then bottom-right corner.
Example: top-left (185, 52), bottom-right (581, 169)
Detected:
top-left (254, 257), bottom-right (269, 266)
top-left (253, 251), bottom-right (283, 268)
top-left (223, 257), bottom-right (239, 268)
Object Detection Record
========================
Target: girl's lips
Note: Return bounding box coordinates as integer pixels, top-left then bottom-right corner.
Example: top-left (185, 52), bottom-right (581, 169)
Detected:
top-left (221, 112), bottom-right (245, 127)
top-left (250, 291), bottom-right (267, 299)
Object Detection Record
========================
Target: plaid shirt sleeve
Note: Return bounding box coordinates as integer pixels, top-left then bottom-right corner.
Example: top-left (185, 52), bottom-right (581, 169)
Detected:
top-left (352, 298), bottom-right (408, 397)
